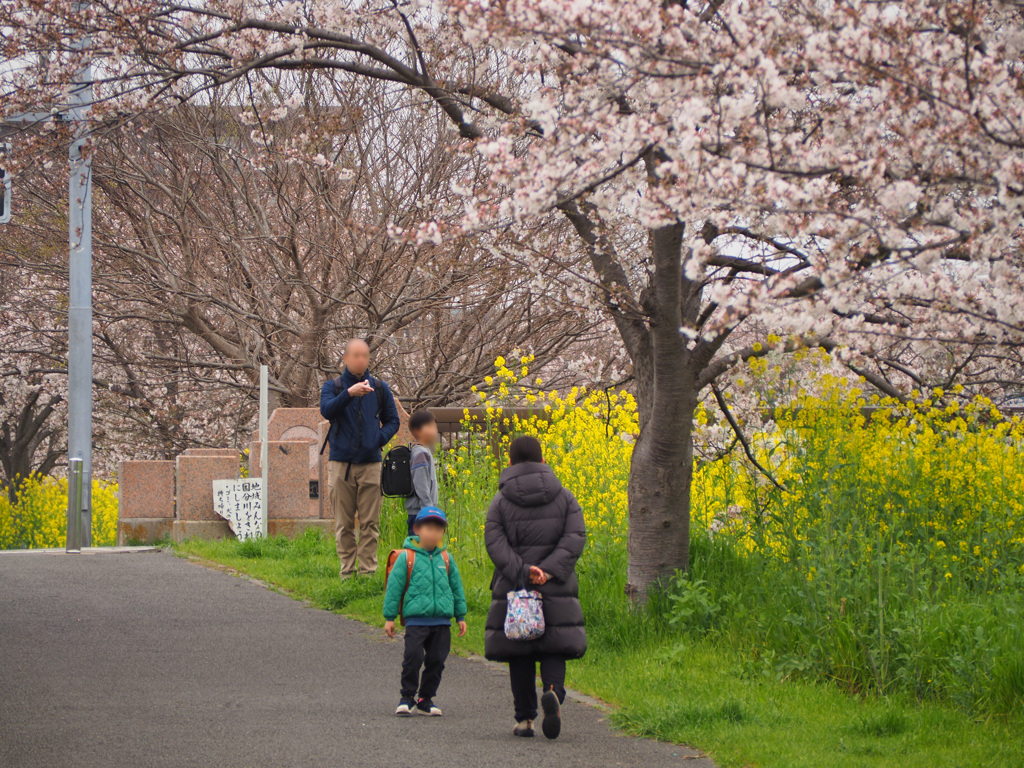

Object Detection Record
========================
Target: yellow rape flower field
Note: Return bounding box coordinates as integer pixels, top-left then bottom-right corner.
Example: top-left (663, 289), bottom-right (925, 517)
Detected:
top-left (439, 354), bottom-right (636, 552)
top-left (432, 356), bottom-right (1024, 720)
top-left (694, 379), bottom-right (1024, 586)
top-left (0, 476), bottom-right (118, 550)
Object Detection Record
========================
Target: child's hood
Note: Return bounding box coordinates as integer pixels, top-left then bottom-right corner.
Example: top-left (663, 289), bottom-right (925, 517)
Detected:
top-left (403, 535), bottom-right (448, 554)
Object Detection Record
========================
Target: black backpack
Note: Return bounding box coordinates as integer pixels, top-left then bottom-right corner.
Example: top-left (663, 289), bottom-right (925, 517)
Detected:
top-left (381, 445), bottom-right (414, 498)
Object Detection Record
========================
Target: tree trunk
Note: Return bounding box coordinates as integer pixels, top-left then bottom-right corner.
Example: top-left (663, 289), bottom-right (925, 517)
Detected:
top-left (625, 221), bottom-right (696, 602)
top-left (626, 364), bottom-right (697, 602)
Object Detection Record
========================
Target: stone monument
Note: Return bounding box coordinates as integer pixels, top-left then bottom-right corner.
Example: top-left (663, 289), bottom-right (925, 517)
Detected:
top-left (116, 460), bottom-right (175, 545)
top-left (250, 408), bottom-right (328, 520)
top-left (171, 453), bottom-right (239, 540)
top-left (115, 397), bottom-right (413, 544)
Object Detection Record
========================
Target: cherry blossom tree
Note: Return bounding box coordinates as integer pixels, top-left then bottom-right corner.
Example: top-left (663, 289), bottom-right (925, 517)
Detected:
top-left (85, 83), bottom-right (594, 411)
top-left (3, 0), bottom-right (1024, 597)
top-left (3, 79), bottom-right (602, 470)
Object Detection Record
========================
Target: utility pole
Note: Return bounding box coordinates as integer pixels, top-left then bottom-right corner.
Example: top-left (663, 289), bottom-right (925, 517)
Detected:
top-left (67, 45), bottom-right (94, 548)
top-left (259, 365), bottom-right (269, 538)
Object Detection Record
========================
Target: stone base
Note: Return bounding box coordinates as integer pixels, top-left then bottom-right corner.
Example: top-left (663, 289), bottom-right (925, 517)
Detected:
top-left (117, 518), bottom-right (175, 546)
top-left (167, 518), bottom-right (333, 543)
top-left (170, 519), bottom-right (235, 542)
top-left (267, 519), bottom-right (333, 538)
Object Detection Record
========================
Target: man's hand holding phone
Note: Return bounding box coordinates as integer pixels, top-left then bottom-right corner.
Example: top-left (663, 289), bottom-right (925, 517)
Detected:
top-left (348, 380), bottom-right (374, 397)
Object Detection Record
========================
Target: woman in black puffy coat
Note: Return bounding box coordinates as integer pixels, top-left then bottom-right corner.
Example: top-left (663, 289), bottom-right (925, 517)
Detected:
top-left (484, 436), bottom-right (587, 740)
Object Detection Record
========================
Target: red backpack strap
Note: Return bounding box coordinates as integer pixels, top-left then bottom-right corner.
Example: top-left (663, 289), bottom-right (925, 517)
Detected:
top-left (398, 549), bottom-right (416, 625)
top-left (441, 550), bottom-right (450, 573)
top-left (405, 549), bottom-right (416, 587)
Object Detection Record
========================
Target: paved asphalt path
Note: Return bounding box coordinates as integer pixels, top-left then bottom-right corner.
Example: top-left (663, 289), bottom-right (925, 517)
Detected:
top-left (0, 550), bottom-right (715, 768)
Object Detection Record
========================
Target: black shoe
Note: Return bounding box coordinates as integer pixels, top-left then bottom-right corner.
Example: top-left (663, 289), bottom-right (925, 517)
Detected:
top-left (513, 719), bottom-right (535, 737)
top-left (395, 698), bottom-right (415, 717)
top-left (541, 689), bottom-right (561, 739)
top-left (416, 698), bottom-right (442, 716)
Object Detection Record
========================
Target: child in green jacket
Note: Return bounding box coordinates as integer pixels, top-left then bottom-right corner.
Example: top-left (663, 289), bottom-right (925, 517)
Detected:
top-left (384, 506), bottom-right (467, 717)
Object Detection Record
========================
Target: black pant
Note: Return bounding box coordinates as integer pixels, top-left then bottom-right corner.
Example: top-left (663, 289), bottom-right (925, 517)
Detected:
top-left (401, 625), bottom-right (451, 700)
top-left (407, 513), bottom-right (417, 537)
top-left (508, 655), bottom-right (566, 722)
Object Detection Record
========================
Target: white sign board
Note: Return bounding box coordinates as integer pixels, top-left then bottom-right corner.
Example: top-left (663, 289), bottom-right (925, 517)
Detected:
top-left (213, 478), bottom-right (264, 541)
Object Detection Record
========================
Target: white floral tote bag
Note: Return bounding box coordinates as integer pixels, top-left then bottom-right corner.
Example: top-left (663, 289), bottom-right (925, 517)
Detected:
top-left (504, 588), bottom-right (545, 641)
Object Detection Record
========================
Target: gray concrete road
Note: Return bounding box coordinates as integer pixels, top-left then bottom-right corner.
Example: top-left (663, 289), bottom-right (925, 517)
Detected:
top-left (0, 550), bottom-right (714, 768)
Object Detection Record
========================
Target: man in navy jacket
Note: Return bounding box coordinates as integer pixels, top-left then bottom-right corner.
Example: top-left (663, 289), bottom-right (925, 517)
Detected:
top-left (320, 339), bottom-right (400, 577)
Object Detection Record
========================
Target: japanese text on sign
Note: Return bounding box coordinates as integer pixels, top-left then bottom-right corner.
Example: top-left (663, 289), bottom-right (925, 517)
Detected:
top-left (212, 478), bottom-right (264, 540)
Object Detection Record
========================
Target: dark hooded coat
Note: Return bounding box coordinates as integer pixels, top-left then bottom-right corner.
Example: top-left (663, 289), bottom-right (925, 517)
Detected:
top-left (483, 462), bottom-right (587, 660)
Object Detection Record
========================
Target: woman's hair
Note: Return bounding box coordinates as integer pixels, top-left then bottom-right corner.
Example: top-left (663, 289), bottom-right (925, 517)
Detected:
top-left (409, 409), bottom-right (436, 433)
top-left (509, 435), bottom-right (544, 465)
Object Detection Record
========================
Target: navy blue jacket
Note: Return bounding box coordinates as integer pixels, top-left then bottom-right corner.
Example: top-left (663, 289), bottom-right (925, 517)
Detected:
top-left (319, 369), bottom-right (400, 464)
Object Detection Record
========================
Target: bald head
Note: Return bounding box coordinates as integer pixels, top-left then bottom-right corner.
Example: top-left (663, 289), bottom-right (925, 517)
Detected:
top-left (342, 338), bottom-right (371, 376)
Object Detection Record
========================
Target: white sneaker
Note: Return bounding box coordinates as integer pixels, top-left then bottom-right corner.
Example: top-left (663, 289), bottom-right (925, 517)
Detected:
top-left (513, 720), bottom-right (535, 737)
top-left (416, 699), bottom-right (442, 716)
top-left (395, 699), bottom-right (415, 717)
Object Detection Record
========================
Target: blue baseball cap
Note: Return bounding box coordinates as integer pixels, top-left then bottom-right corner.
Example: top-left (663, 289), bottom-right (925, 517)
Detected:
top-left (414, 506), bottom-right (448, 527)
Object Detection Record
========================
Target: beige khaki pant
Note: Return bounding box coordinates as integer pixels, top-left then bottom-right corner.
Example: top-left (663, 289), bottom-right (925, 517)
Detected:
top-left (328, 460), bottom-right (383, 575)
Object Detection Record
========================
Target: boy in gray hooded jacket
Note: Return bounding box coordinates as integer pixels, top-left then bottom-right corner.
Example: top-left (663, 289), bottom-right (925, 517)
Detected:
top-left (405, 410), bottom-right (440, 535)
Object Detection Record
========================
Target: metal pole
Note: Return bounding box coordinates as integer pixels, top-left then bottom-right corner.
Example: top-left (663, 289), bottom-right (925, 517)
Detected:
top-left (259, 365), bottom-right (269, 537)
top-left (66, 458), bottom-right (83, 553)
top-left (67, 25), bottom-right (93, 546)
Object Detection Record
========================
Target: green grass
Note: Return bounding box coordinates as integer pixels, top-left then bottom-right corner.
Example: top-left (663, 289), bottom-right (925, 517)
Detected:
top-left (173, 523), bottom-right (1024, 768)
